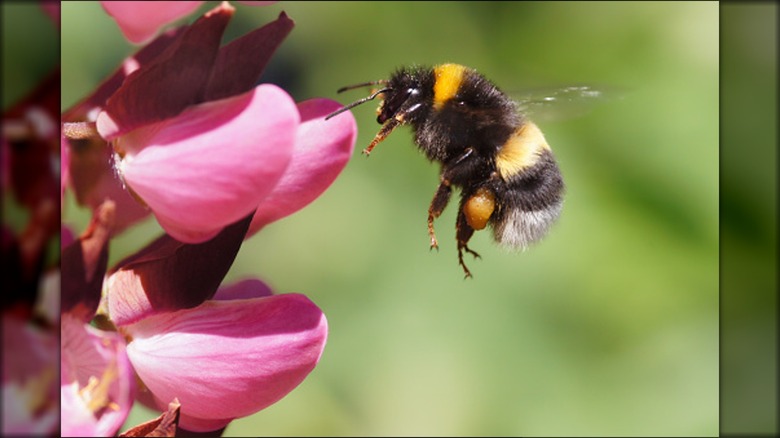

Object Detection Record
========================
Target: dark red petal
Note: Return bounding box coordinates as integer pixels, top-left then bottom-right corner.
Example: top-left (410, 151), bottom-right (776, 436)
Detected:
top-left (64, 133), bottom-right (152, 235)
top-left (204, 11), bottom-right (294, 101)
top-left (118, 398), bottom-right (181, 437)
top-left (107, 214), bottom-right (252, 326)
top-left (61, 200), bottom-right (115, 321)
top-left (5, 68), bottom-right (60, 210)
top-left (63, 29), bottom-right (185, 122)
top-left (98, 3), bottom-right (235, 139)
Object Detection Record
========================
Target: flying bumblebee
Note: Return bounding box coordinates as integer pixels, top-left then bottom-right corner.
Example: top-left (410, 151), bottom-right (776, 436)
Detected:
top-left (326, 63), bottom-right (566, 278)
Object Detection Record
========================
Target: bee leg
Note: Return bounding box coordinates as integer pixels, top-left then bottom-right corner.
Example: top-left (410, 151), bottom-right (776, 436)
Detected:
top-left (428, 181), bottom-right (452, 250)
top-left (456, 210), bottom-right (480, 279)
top-left (363, 114), bottom-right (403, 155)
top-left (430, 147), bottom-right (476, 250)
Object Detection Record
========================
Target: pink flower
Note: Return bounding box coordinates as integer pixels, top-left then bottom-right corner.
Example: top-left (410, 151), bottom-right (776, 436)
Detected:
top-left (97, 208), bottom-right (328, 432)
top-left (110, 84), bottom-right (299, 243)
top-left (2, 7), bottom-right (60, 436)
top-left (101, 1), bottom-right (204, 44)
top-left (61, 3), bottom-right (354, 434)
top-left (122, 280), bottom-right (327, 432)
top-left (1, 314), bottom-right (59, 436)
top-left (106, 214), bottom-right (253, 326)
top-left (64, 3), bottom-right (356, 242)
top-left (60, 314), bottom-right (136, 437)
top-left (108, 90), bottom-right (356, 242)
top-left (60, 200), bottom-right (135, 437)
top-left (248, 98), bottom-right (357, 235)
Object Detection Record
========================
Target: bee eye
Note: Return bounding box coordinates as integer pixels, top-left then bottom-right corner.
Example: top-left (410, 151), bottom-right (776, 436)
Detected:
top-left (456, 99), bottom-right (467, 107)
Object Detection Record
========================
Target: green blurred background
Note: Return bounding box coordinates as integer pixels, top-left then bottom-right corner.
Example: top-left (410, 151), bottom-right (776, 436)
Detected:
top-left (49, 1), bottom-right (769, 436)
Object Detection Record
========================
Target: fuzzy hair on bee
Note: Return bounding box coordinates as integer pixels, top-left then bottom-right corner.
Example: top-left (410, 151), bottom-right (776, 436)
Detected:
top-left (326, 63), bottom-right (565, 278)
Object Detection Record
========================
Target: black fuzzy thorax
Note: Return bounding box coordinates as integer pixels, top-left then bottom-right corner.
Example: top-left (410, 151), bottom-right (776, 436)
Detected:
top-left (402, 67), bottom-right (520, 187)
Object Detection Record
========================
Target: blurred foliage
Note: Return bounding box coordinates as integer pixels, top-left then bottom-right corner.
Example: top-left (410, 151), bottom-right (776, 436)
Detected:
top-left (1, 2), bottom-right (58, 110)
top-left (720, 3), bottom-right (777, 436)
top-left (53, 1), bottom-right (772, 436)
top-left (2, 1), bottom-right (58, 231)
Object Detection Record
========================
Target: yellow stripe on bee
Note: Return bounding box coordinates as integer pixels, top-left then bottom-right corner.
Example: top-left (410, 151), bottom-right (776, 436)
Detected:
top-left (495, 121), bottom-right (551, 180)
top-left (433, 64), bottom-right (467, 110)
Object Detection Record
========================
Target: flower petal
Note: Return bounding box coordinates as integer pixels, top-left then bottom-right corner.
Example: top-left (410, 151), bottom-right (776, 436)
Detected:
top-left (63, 27), bottom-right (186, 123)
top-left (204, 11), bottom-right (293, 101)
top-left (117, 398), bottom-right (181, 437)
top-left (5, 69), bottom-right (60, 210)
top-left (60, 382), bottom-right (100, 437)
top-left (2, 315), bottom-right (59, 436)
top-left (117, 85), bottom-right (298, 243)
top-left (61, 201), bottom-right (114, 322)
top-left (63, 30), bottom-right (188, 235)
top-left (97, 2), bottom-right (234, 139)
top-left (126, 293), bottom-right (328, 432)
top-left (60, 314), bottom-right (135, 437)
top-left (236, 1), bottom-right (278, 5)
top-left (213, 278), bottom-right (274, 301)
top-left (248, 98), bottom-right (356, 235)
top-left (107, 215), bottom-right (252, 327)
top-left (101, 1), bottom-right (205, 45)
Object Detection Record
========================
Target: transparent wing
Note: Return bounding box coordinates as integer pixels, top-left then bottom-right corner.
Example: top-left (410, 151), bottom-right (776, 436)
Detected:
top-left (513, 84), bottom-right (626, 122)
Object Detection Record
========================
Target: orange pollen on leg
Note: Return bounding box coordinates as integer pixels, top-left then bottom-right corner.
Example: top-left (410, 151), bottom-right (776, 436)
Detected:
top-left (464, 187), bottom-right (496, 230)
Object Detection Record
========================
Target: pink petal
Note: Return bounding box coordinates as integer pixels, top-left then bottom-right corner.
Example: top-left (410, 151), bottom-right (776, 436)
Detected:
top-left (60, 314), bottom-right (135, 437)
top-left (248, 98), bottom-right (357, 235)
top-left (214, 278), bottom-right (274, 301)
top-left (236, 1), bottom-right (278, 5)
top-left (2, 315), bottom-right (57, 384)
top-left (117, 85), bottom-right (298, 243)
top-left (60, 384), bottom-right (100, 437)
top-left (63, 30), bottom-right (187, 235)
top-left (126, 293), bottom-right (328, 432)
top-left (101, 1), bottom-right (205, 44)
top-left (4, 385), bottom-right (59, 436)
top-left (2, 315), bottom-right (58, 436)
top-left (2, 312), bottom-right (59, 382)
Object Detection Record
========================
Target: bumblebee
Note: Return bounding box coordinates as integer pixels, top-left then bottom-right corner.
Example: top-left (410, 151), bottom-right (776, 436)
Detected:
top-left (327, 63), bottom-right (564, 278)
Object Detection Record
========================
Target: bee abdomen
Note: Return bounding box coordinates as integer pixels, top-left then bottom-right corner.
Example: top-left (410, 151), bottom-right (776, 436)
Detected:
top-left (495, 121), bottom-right (550, 180)
top-left (490, 149), bottom-right (564, 250)
top-left (492, 202), bottom-right (563, 250)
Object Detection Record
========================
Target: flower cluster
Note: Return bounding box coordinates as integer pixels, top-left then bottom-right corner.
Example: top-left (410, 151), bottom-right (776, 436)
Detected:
top-left (60, 2), bottom-right (356, 435)
top-left (2, 4), bottom-right (60, 436)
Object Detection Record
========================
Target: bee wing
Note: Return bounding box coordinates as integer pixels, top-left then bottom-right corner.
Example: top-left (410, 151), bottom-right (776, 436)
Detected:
top-left (514, 84), bottom-right (625, 122)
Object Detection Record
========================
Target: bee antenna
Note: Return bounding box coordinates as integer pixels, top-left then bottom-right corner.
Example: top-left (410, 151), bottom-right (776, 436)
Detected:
top-left (325, 87), bottom-right (391, 120)
top-left (336, 79), bottom-right (389, 94)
